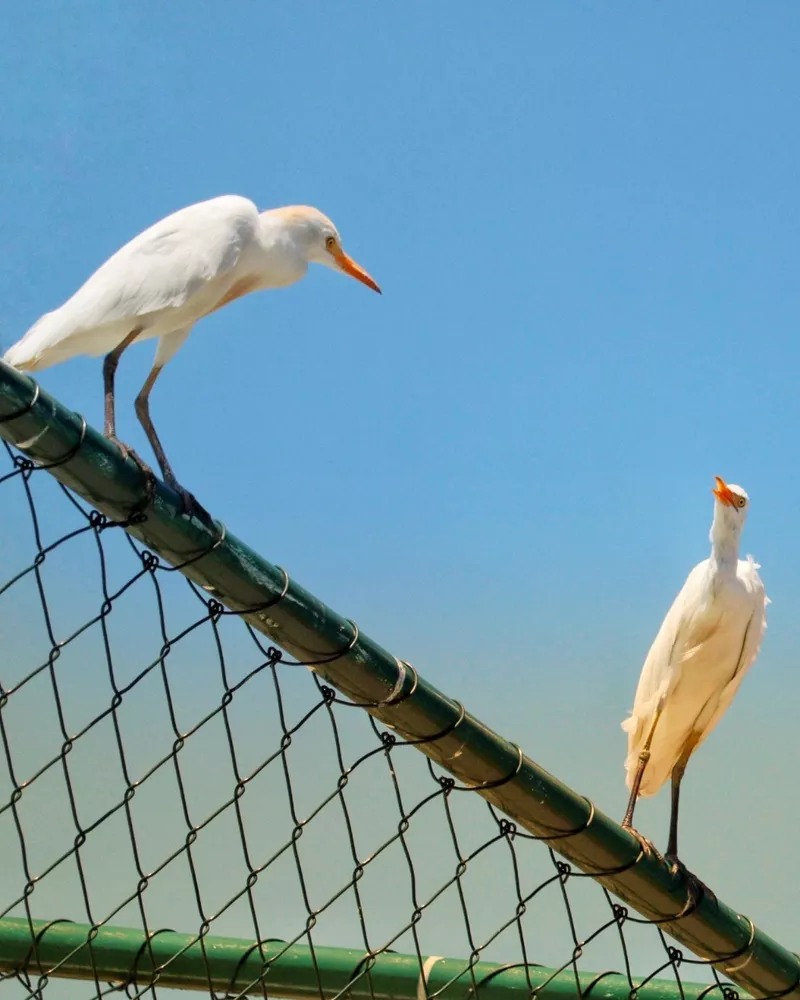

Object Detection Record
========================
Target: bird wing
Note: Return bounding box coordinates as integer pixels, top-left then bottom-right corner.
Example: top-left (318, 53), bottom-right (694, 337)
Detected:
top-left (624, 562), bottom-right (708, 730)
top-left (621, 562), bottom-right (711, 785)
top-left (690, 556), bottom-right (768, 748)
top-left (7, 195), bottom-right (261, 362)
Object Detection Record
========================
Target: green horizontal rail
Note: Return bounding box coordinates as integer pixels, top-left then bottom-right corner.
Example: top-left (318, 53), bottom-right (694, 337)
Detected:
top-left (0, 917), bottom-right (706, 1000)
top-left (0, 359), bottom-right (797, 1000)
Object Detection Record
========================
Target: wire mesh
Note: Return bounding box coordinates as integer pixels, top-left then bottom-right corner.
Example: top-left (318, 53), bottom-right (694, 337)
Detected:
top-left (0, 439), bottom-right (744, 1000)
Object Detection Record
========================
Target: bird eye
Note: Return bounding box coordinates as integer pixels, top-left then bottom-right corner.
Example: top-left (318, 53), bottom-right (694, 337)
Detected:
top-left (737, 497), bottom-right (746, 508)
top-left (325, 236), bottom-right (337, 251)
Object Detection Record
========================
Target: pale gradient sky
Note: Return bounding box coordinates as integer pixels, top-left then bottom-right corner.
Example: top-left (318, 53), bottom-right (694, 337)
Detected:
top-left (2, 4), bottom-right (800, 997)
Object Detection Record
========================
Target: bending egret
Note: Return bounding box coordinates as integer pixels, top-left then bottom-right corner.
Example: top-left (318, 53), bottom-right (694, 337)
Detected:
top-left (621, 477), bottom-right (768, 891)
top-left (3, 196), bottom-right (381, 518)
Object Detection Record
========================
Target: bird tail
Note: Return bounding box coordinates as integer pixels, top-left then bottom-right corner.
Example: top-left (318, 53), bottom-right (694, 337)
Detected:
top-left (3, 311), bottom-right (74, 372)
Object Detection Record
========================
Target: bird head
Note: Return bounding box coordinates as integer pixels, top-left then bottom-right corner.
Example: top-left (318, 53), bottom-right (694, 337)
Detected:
top-left (712, 476), bottom-right (749, 530)
top-left (270, 206), bottom-right (381, 293)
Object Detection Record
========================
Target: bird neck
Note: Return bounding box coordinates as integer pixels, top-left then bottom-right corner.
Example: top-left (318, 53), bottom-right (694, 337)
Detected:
top-left (253, 212), bottom-right (310, 289)
top-left (709, 514), bottom-right (741, 574)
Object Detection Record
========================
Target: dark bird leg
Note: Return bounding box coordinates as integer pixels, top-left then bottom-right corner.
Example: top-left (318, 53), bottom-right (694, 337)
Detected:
top-left (621, 707), bottom-right (664, 861)
top-left (104, 328), bottom-right (142, 450)
top-left (103, 329), bottom-right (157, 500)
top-left (665, 757), bottom-right (687, 861)
top-left (665, 740), bottom-right (716, 906)
top-left (135, 364), bottom-right (213, 525)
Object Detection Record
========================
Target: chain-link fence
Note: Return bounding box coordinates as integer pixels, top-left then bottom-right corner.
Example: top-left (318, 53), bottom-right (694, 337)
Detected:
top-left (1, 365), bottom-right (798, 1000)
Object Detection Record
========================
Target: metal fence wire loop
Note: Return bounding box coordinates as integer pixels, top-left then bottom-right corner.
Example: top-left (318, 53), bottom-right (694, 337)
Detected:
top-left (443, 742), bottom-right (524, 793)
top-left (326, 659), bottom-right (420, 711)
top-left (529, 797), bottom-right (597, 844)
top-left (225, 937), bottom-right (288, 997)
top-left (580, 969), bottom-right (626, 998)
top-left (32, 414), bottom-right (86, 469)
top-left (396, 699), bottom-right (468, 750)
top-left (160, 518), bottom-right (228, 572)
top-left (22, 919), bottom-right (75, 977)
top-left (0, 378), bottom-right (39, 423)
top-left (282, 618), bottom-right (360, 668)
top-left (125, 927), bottom-right (176, 990)
top-left (696, 986), bottom-right (739, 1000)
top-left (715, 917), bottom-right (757, 974)
top-left (212, 564), bottom-right (292, 618)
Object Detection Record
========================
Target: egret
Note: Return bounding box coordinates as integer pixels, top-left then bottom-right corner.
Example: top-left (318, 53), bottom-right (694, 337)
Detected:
top-left (621, 476), bottom-right (768, 893)
top-left (3, 196), bottom-right (381, 519)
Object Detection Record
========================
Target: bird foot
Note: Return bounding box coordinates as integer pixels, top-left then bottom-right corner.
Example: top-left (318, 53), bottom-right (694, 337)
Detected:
top-left (106, 435), bottom-right (157, 512)
top-left (665, 853), bottom-right (716, 908)
top-left (167, 479), bottom-right (216, 529)
top-left (107, 435), bottom-right (146, 470)
top-left (622, 825), bottom-right (664, 863)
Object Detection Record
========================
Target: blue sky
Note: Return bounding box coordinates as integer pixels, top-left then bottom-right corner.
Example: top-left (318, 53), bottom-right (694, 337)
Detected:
top-left (2, 2), bottom-right (800, 987)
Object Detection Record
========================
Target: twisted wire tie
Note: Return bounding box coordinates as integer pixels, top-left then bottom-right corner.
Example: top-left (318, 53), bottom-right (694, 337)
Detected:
top-left (0, 379), bottom-right (40, 424)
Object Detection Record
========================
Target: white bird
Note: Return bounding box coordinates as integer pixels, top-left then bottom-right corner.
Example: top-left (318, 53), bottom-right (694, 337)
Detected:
top-left (3, 195), bottom-right (381, 519)
top-left (621, 476), bottom-right (768, 889)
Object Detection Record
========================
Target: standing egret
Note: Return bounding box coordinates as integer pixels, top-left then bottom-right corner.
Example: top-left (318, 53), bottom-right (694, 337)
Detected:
top-left (3, 196), bottom-right (381, 519)
top-left (621, 477), bottom-right (768, 892)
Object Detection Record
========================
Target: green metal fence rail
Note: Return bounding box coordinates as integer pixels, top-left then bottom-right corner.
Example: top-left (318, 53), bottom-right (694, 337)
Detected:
top-left (1, 358), bottom-right (798, 1000)
top-left (0, 917), bottom-right (725, 1000)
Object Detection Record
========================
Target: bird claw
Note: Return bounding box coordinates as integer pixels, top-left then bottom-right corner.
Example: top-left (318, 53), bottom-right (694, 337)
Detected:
top-left (108, 435), bottom-right (144, 469)
top-left (107, 436), bottom-right (157, 513)
top-left (106, 434), bottom-right (129, 462)
top-left (170, 481), bottom-right (216, 530)
top-left (106, 435), bottom-right (215, 531)
top-left (665, 854), bottom-right (716, 908)
top-left (622, 826), bottom-right (664, 863)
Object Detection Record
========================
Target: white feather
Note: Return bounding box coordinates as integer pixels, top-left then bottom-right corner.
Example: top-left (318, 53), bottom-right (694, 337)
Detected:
top-left (622, 485), bottom-right (768, 798)
top-left (4, 196), bottom-right (264, 371)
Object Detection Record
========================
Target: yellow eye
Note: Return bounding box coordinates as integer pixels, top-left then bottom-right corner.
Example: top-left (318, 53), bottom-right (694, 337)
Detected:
top-left (737, 497), bottom-right (746, 508)
top-left (325, 236), bottom-right (337, 251)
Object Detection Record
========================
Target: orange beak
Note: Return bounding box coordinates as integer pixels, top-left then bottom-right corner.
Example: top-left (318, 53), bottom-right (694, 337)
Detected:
top-left (712, 476), bottom-right (737, 507)
top-left (330, 246), bottom-right (381, 294)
